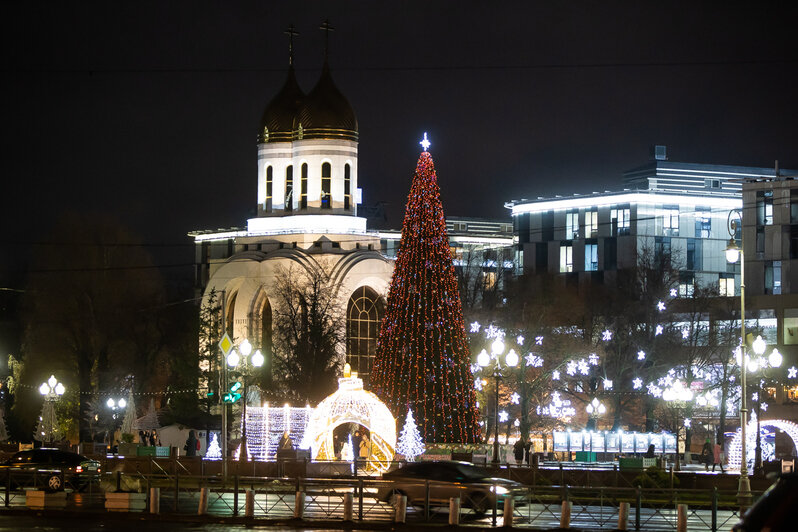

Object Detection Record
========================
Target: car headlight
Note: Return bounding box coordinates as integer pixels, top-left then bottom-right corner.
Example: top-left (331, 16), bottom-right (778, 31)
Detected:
top-left (490, 486), bottom-right (509, 495)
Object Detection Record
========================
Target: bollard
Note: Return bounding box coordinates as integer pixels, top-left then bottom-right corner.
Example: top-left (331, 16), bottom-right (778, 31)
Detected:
top-left (149, 487), bottom-right (160, 514)
top-left (245, 489), bottom-right (254, 518)
top-left (448, 497), bottom-right (460, 525)
top-left (503, 497), bottom-right (515, 528)
top-left (395, 494), bottom-right (407, 523)
top-left (677, 504), bottom-right (687, 532)
top-left (294, 491), bottom-right (304, 519)
top-left (618, 501), bottom-right (629, 530)
top-left (343, 492), bottom-right (353, 522)
top-left (198, 487), bottom-right (209, 515)
top-left (559, 500), bottom-right (572, 529)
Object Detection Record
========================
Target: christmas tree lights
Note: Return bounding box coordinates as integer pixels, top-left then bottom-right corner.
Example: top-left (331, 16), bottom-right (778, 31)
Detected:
top-left (396, 409), bottom-right (425, 461)
top-left (205, 433), bottom-right (222, 460)
top-left (371, 139), bottom-right (480, 443)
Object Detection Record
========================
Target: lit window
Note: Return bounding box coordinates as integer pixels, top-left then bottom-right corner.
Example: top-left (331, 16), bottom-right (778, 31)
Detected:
top-left (344, 164), bottom-right (351, 210)
top-left (321, 162), bottom-right (331, 209)
top-left (757, 190), bottom-right (773, 226)
top-left (611, 207), bottom-right (630, 235)
top-left (566, 211), bottom-right (579, 239)
top-left (586, 210), bottom-right (598, 237)
top-left (265, 165), bottom-right (273, 210)
top-left (285, 165), bottom-right (293, 211)
top-left (346, 287), bottom-right (383, 383)
top-left (300, 163), bottom-right (308, 209)
top-left (765, 261), bottom-right (782, 295)
top-left (719, 276), bottom-right (735, 297)
top-left (560, 244), bottom-right (573, 273)
top-left (695, 208), bottom-right (711, 238)
top-left (585, 243), bottom-right (598, 271)
top-left (661, 206), bottom-right (679, 236)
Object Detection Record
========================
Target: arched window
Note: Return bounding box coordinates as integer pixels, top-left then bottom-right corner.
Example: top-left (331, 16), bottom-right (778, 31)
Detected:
top-left (285, 165), bottom-right (293, 212)
top-left (300, 163), bottom-right (308, 209)
top-left (225, 292), bottom-right (237, 339)
top-left (344, 164), bottom-right (351, 210)
top-left (260, 297), bottom-right (273, 390)
top-left (321, 162), bottom-right (331, 209)
top-left (347, 286), bottom-right (383, 383)
top-left (265, 165), bottom-right (273, 211)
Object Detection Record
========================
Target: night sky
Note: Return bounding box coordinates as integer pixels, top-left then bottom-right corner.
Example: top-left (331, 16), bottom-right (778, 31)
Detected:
top-left (3, 2), bottom-right (797, 286)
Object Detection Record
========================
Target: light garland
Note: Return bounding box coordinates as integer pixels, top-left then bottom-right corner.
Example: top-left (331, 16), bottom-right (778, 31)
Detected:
top-left (240, 403), bottom-right (311, 460)
top-left (395, 409), bottom-right (425, 461)
top-left (205, 433), bottom-right (222, 460)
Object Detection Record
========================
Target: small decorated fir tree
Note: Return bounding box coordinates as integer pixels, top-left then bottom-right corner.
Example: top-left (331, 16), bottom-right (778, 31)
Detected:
top-left (341, 435), bottom-right (354, 462)
top-left (396, 409), bottom-right (425, 461)
top-left (205, 433), bottom-right (221, 460)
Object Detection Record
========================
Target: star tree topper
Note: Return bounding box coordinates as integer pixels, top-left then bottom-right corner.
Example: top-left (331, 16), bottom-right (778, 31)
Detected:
top-left (420, 132), bottom-right (431, 151)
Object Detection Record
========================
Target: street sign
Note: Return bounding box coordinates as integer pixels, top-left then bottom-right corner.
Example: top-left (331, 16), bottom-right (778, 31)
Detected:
top-left (219, 333), bottom-right (233, 355)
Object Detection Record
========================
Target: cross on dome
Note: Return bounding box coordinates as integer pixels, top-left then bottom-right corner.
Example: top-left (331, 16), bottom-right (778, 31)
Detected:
top-left (420, 132), bottom-right (430, 151)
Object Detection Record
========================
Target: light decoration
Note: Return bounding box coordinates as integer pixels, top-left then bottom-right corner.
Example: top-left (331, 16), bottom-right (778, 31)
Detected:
top-left (632, 378), bottom-right (643, 390)
top-left (205, 433), bottom-right (222, 460)
top-left (485, 325), bottom-right (502, 339)
top-left (395, 409), bottom-right (425, 461)
top-left (552, 370), bottom-right (560, 380)
top-left (419, 132), bottom-right (431, 151)
top-left (566, 361), bottom-right (577, 376)
top-left (602, 330), bottom-right (613, 341)
top-left (35, 375), bottom-right (65, 442)
top-left (510, 392), bottom-right (520, 405)
top-left (474, 378), bottom-right (483, 391)
top-left (789, 367), bottom-right (797, 379)
top-left (588, 353), bottom-right (600, 365)
top-left (303, 371), bottom-right (396, 473)
top-left (341, 436), bottom-right (354, 462)
top-left (470, 322), bottom-right (481, 333)
top-left (670, 288), bottom-right (678, 297)
top-left (535, 336), bottom-right (544, 345)
top-left (655, 325), bottom-right (663, 336)
top-left (603, 379), bottom-right (613, 390)
top-left (683, 418), bottom-right (691, 428)
top-left (637, 350), bottom-right (646, 360)
top-left (525, 353), bottom-right (544, 367)
top-left (517, 335), bottom-right (525, 345)
top-left (578, 359), bottom-right (590, 375)
top-left (498, 410), bottom-right (509, 423)
top-left (657, 301), bottom-right (666, 312)
top-left (370, 147), bottom-right (480, 443)
top-left (536, 391), bottom-right (576, 419)
top-left (727, 414), bottom-right (798, 471)
top-left (585, 397), bottom-right (606, 415)
top-left (240, 403), bottom-right (311, 460)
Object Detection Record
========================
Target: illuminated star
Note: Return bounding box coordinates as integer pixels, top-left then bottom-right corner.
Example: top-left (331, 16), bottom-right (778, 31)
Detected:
top-left (498, 410), bottom-right (509, 423)
top-left (603, 379), bottom-right (613, 390)
top-left (682, 328), bottom-right (689, 339)
top-left (683, 418), bottom-right (691, 428)
top-left (670, 288), bottom-right (678, 297)
top-left (510, 392), bottom-right (520, 405)
top-left (578, 359), bottom-right (590, 375)
top-left (470, 321), bottom-right (481, 333)
top-left (761, 402), bottom-right (769, 412)
top-left (657, 301), bottom-right (666, 312)
top-left (589, 353), bottom-right (600, 365)
top-left (552, 370), bottom-right (560, 380)
top-left (525, 353), bottom-right (543, 367)
top-left (633, 378), bottom-right (643, 390)
top-left (655, 325), bottom-right (664, 336)
top-left (788, 366), bottom-right (797, 379)
top-left (420, 132), bottom-right (431, 151)
top-left (517, 335), bottom-right (525, 345)
top-left (637, 350), bottom-right (646, 360)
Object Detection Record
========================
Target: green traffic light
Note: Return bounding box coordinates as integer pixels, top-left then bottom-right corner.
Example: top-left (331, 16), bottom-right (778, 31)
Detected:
top-left (230, 381), bottom-right (242, 392)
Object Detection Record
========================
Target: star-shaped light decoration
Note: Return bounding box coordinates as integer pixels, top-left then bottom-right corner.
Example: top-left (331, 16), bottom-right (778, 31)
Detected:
top-left (535, 336), bottom-right (544, 345)
top-left (637, 350), bottom-right (646, 360)
top-left (552, 370), bottom-right (560, 380)
top-left (669, 288), bottom-right (678, 297)
top-left (514, 418), bottom-right (520, 427)
top-left (633, 378), bottom-right (643, 390)
top-left (655, 325), bottom-right (664, 336)
top-left (578, 359), bottom-right (590, 375)
top-left (498, 410), bottom-right (509, 423)
top-left (752, 392), bottom-right (758, 402)
top-left (761, 402), bottom-right (769, 412)
top-left (566, 361), bottom-right (577, 376)
top-left (602, 330), bottom-right (613, 341)
top-left (470, 321), bottom-right (481, 333)
top-left (603, 379), bottom-right (613, 390)
top-left (589, 353), bottom-right (600, 365)
top-left (681, 328), bottom-right (690, 339)
top-left (525, 353), bottom-right (544, 367)
top-left (788, 366), bottom-right (797, 379)
top-left (517, 335), bottom-right (525, 345)
top-left (657, 301), bottom-right (666, 312)
top-left (683, 418), bottom-right (691, 428)
top-left (510, 392), bottom-right (520, 404)
top-left (485, 325), bottom-right (503, 339)
top-left (420, 132), bottom-right (431, 151)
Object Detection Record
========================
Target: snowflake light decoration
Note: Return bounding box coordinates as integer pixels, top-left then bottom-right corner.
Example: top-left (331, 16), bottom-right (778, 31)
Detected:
top-left (670, 288), bottom-right (678, 297)
top-left (470, 321), bottom-right (481, 333)
top-left (762, 402), bottom-right (769, 412)
top-left (566, 361), bottom-right (577, 376)
top-left (485, 325), bottom-right (503, 339)
top-left (603, 379), bottom-right (613, 390)
top-left (588, 353), bottom-right (600, 365)
top-left (578, 359), bottom-right (590, 375)
top-left (683, 418), bottom-right (691, 428)
top-left (655, 325), bottom-right (663, 336)
top-left (632, 378), bottom-right (643, 390)
top-left (525, 353), bottom-right (544, 367)
top-left (474, 378), bottom-right (483, 391)
top-left (681, 328), bottom-right (690, 339)
top-left (657, 301), bottom-right (666, 312)
top-left (602, 330), bottom-right (613, 341)
top-left (637, 350), bottom-right (646, 360)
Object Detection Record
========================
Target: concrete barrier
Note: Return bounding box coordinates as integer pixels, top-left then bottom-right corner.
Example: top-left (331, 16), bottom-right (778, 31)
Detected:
top-left (198, 487), bottom-right (209, 515)
top-left (618, 501), bottom-right (630, 530)
top-left (560, 500), bottom-right (572, 529)
top-left (245, 489), bottom-right (254, 517)
top-left (149, 487), bottom-right (160, 514)
top-left (448, 497), bottom-right (460, 525)
top-left (294, 491), bottom-right (304, 519)
top-left (503, 497), bottom-right (515, 527)
top-left (395, 494), bottom-right (407, 523)
top-left (343, 492), bottom-right (353, 521)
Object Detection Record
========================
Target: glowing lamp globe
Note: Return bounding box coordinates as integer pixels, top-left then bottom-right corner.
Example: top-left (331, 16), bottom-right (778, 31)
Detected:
top-left (107, 398), bottom-right (116, 408)
top-left (598, 403), bottom-right (606, 414)
top-left (39, 383), bottom-right (50, 395)
top-left (118, 398), bottom-right (127, 408)
top-left (55, 383), bottom-right (64, 395)
top-left (227, 351), bottom-right (240, 367)
top-left (251, 349), bottom-right (264, 367)
top-left (48, 375), bottom-right (57, 389)
top-left (505, 349), bottom-right (519, 367)
top-left (239, 339), bottom-right (252, 357)
top-left (491, 337), bottom-right (505, 356)
top-left (747, 357), bottom-right (759, 373)
top-left (769, 348), bottom-right (783, 368)
top-left (477, 349), bottom-right (490, 367)
top-left (725, 239), bottom-right (740, 264)
top-left (752, 335), bottom-right (766, 356)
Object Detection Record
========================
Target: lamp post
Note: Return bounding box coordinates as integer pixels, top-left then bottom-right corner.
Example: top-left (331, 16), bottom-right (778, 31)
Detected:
top-left (106, 397), bottom-right (127, 444)
top-left (749, 335), bottom-right (781, 474)
top-left (37, 375), bottom-right (65, 443)
top-left (585, 397), bottom-right (606, 431)
top-left (478, 337), bottom-right (519, 464)
top-left (227, 339), bottom-right (264, 461)
top-left (725, 211), bottom-right (751, 505)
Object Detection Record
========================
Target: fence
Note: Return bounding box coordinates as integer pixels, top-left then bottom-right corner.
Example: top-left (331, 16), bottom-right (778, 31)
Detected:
top-left (0, 465), bottom-right (757, 530)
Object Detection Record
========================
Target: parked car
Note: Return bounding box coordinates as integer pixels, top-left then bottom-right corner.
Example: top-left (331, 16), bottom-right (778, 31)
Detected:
top-left (0, 448), bottom-right (101, 491)
top-left (732, 472), bottom-right (798, 532)
top-left (378, 460), bottom-right (526, 515)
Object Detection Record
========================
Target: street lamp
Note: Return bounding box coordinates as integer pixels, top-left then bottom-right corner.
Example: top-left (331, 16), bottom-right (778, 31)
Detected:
top-left (749, 335), bottom-right (781, 474)
top-left (585, 397), bottom-right (606, 430)
top-left (37, 375), bottom-right (65, 442)
top-left (227, 339), bottom-right (264, 461)
top-left (726, 211), bottom-right (751, 506)
top-left (478, 338), bottom-right (518, 463)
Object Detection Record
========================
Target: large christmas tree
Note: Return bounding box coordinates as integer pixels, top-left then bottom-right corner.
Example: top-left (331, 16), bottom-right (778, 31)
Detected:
top-left (371, 135), bottom-right (480, 443)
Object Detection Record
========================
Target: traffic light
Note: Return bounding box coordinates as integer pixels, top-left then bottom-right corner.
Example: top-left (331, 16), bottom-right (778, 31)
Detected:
top-left (223, 381), bottom-right (242, 403)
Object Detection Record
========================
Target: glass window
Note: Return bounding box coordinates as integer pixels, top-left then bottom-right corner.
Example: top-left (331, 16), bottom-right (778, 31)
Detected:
top-left (661, 206), bottom-right (680, 236)
top-left (585, 210), bottom-right (598, 237)
top-left (719, 275), bottom-right (735, 297)
top-left (559, 243), bottom-right (573, 273)
top-left (346, 286), bottom-right (383, 383)
top-left (265, 165), bottom-right (273, 210)
top-left (585, 242), bottom-right (598, 271)
top-left (679, 272), bottom-right (695, 297)
top-left (695, 207), bottom-right (711, 238)
top-left (765, 261), bottom-right (782, 295)
top-left (344, 164), bottom-right (351, 210)
top-left (757, 190), bottom-right (773, 226)
top-left (285, 165), bottom-right (293, 211)
top-left (300, 163), bottom-right (308, 209)
top-left (565, 210), bottom-right (579, 239)
top-left (321, 162), bottom-right (331, 209)
top-left (610, 206), bottom-right (630, 236)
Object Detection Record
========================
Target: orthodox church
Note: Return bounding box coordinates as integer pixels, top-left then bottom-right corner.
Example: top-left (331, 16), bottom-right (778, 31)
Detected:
top-left (190, 39), bottom-right (393, 386)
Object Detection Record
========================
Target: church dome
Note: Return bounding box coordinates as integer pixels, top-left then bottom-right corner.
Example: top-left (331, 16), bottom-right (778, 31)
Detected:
top-left (258, 66), bottom-right (305, 143)
top-left (293, 61), bottom-right (358, 141)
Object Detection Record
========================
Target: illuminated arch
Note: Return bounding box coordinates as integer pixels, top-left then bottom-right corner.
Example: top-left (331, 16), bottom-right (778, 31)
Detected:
top-left (728, 414), bottom-right (798, 470)
top-left (302, 369), bottom-right (396, 474)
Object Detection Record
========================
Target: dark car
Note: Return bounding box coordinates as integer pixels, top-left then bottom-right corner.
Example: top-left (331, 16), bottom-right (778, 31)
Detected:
top-left (0, 448), bottom-right (101, 491)
top-left (732, 472), bottom-right (798, 532)
top-left (377, 460), bottom-right (526, 515)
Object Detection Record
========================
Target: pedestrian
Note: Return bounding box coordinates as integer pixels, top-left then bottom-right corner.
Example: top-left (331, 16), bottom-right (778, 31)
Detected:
top-left (645, 444), bottom-right (656, 458)
top-left (712, 441), bottom-right (725, 472)
top-left (353, 431), bottom-right (362, 458)
top-left (185, 430), bottom-right (198, 457)
top-left (278, 430), bottom-right (293, 450)
top-left (525, 440), bottom-right (533, 466)
top-left (359, 434), bottom-right (370, 460)
top-left (513, 438), bottom-right (525, 465)
top-left (701, 438), bottom-right (712, 471)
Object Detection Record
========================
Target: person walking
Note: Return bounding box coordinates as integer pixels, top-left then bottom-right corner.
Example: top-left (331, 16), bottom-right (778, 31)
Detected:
top-left (701, 438), bottom-right (712, 471)
top-left (712, 441), bottom-right (724, 472)
top-left (185, 430), bottom-right (198, 457)
top-left (513, 438), bottom-right (526, 465)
